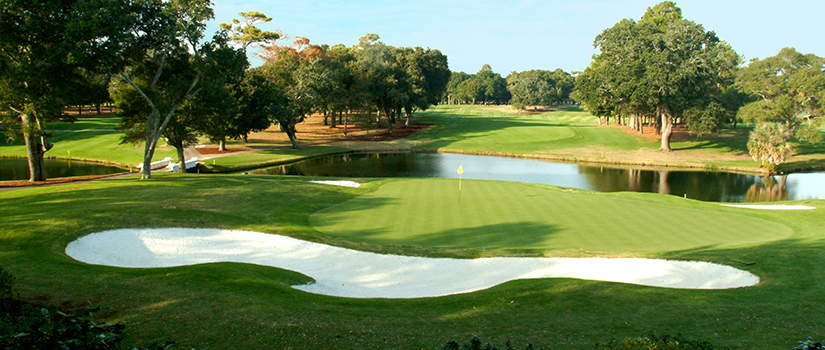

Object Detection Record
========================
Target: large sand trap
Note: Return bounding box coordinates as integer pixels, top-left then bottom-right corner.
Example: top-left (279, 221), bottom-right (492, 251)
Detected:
top-left (309, 180), bottom-right (361, 188)
top-left (65, 228), bottom-right (759, 298)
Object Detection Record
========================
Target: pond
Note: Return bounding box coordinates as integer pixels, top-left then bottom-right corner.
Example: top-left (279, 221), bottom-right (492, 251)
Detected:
top-left (0, 158), bottom-right (127, 181)
top-left (246, 152), bottom-right (825, 203)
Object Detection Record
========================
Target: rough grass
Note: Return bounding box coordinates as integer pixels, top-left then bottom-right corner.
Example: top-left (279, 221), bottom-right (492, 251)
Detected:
top-left (1, 174), bottom-right (824, 349)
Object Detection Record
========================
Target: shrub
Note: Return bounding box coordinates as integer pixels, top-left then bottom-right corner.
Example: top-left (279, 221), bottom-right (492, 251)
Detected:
top-left (595, 332), bottom-right (726, 350)
top-left (0, 265), bottom-right (15, 316)
top-left (442, 337), bottom-right (536, 350)
top-left (0, 267), bottom-right (176, 350)
top-left (795, 337), bottom-right (825, 350)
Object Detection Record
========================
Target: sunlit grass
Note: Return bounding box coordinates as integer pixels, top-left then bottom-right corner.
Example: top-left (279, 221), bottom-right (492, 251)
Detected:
top-left (2, 174), bottom-right (824, 349)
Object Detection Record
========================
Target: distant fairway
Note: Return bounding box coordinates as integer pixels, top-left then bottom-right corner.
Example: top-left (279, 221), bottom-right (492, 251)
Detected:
top-left (310, 179), bottom-right (793, 253)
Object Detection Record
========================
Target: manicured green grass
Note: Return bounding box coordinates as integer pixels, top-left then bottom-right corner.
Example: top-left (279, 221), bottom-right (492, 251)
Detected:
top-left (1, 116), bottom-right (175, 166)
top-left (411, 106), bottom-right (651, 154)
top-left (311, 179), bottom-right (791, 254)
top-left (2, 174), bottom-right (824, 349)
top-left (199, 145), bottom-right (351, 173)
top-left (3, 105), bottom-right (825, 349)
top-left (409, 105), bottom-right (825, 173)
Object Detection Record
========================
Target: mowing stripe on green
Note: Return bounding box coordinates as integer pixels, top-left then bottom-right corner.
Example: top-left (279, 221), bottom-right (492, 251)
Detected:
top-left (310, 179), bottom-right (793, 253)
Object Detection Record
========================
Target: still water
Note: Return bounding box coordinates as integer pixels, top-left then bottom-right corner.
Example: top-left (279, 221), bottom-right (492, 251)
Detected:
top-left (248, 152), bottom-right (825, 203)
top-left (0, 158), bottom-right (126, 181)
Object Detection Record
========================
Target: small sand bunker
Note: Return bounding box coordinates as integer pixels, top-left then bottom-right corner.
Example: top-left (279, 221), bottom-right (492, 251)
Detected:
top-left (310, 180), bottom-right (360, 188)
top-left (722, 204), bottom-right (815, 210)
top-left (65, 229), bottom-right (759, 298)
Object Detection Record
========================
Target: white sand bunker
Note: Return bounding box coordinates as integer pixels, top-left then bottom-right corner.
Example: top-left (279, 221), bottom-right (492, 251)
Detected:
top-left (65, 228), bottom-right (759, 298)
top-left (309, 180), bottom-right (360, 188)
top-left (722, 204), bottom-right (815, 210)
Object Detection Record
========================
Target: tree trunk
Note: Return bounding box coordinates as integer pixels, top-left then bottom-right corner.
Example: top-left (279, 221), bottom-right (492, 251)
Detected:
top-left (659, 105), bottom-right (673, 152)
top-left (286, 127), bottom-right (299, 149)
top-left (141, 151), bottom-right (153, 179)
top-left (141, 112), bottom-right (159, 179)
top-left (175, 145), bottom-right (185, 173)
top-left (21, 113), bottom-right (47, 182)
top-left (219, 139), bottom-right (226, 152)
top-left (344, 109), bottom-right (349, 137)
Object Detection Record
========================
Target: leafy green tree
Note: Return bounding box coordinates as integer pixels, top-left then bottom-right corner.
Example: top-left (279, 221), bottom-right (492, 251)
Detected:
top-left (396, 46), bottom-right (450, 124)
top-left (113, 46), bottom-right (204, 171)
top-left (475, 64), bottom-right (510, 105)
top-left (446, 71), bottom-right (472, 104)
top-left (261, 46), bottom-right (331, 148)
top-left (190, 34), bottom-right (254, 152)
top-left (737, 48), bottom-right (824, 143)
top-left (219, 11), bottom-right (281, 52)
top-left (575, 1), bottom-right (739, 151)
top-left (68, 70), bottom-right (112, 116)
top-left (456, 78), bottom-right (485, 105)
top-left (354, 33), bottom-right (408, 132)
top-left (0, 0), bottom-right (154, 181)
top-left (507, 69), bottom-right (574, 110)
top-left (112, 0), bottom-right (215, 178)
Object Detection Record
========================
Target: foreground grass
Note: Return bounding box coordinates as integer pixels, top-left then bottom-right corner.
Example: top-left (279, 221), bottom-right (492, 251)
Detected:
top-left (2, 174), bottom-right (824, 349)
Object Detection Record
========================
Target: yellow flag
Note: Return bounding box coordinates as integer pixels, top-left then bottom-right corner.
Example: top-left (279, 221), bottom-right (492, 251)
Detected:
top-left (457, 165), bottom-right (464, 175)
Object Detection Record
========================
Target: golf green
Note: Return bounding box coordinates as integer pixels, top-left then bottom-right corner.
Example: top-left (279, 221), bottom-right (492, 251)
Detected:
top-left (310, 179), bottom-right (793, 253)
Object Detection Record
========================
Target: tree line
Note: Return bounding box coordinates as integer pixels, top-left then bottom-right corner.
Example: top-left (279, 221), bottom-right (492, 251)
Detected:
top-left (445, 65), bottom-right (576, 109)
top-left (573, 1), bottom-right (823, 166)
top-left (1, 0), bottom-right (450, 181)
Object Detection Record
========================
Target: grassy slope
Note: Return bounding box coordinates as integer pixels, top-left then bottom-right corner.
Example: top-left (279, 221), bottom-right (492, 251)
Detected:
top-left (0, 117), bottom-right (176, 166)
top-left (407, 105), bottom-right (825, 173)
top-left (199, 146), bottom-right (351, 173)
top-left (2, 174), bottom-right (824, 349)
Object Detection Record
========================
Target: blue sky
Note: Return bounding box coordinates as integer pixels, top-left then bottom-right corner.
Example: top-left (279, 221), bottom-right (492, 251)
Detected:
top-left (206, 0), bottom-right (824, 76)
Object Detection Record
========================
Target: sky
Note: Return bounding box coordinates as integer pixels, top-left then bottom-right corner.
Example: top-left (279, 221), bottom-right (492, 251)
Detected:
top-left (206, 0), bottom-right (825, 76)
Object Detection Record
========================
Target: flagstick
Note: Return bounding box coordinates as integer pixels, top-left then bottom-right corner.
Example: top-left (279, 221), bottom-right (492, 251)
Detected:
top-left (457, 165), bottom-right (464, 202)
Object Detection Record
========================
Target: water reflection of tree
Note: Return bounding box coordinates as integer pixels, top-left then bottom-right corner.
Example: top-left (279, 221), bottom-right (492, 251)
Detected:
top-left (255, 152), bottom-right (439, 178)
top-left (579, 166), bottom-right (777, 202)
top-left (745, 175), bottom-right (789, 202)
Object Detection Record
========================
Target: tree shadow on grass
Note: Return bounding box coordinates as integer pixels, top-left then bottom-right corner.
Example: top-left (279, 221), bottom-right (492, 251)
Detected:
top-left (415, 115), bottom-right (563, 150)
top-left (672, 128), bottom-right (750, 154)
top-left (347, 221), bottom-right (561, 254)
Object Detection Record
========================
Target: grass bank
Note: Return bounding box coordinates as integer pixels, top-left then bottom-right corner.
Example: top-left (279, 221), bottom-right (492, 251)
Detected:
top-left (402, 105), bottom-right (825, 174)
top-left (1, 174), bottom-right (823, 349)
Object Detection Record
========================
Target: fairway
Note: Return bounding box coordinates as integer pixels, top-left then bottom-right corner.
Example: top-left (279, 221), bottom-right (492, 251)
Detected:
top-left (310, 179), bottom-right (793, 253)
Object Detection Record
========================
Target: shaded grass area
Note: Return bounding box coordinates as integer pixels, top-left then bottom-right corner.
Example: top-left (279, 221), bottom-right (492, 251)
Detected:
top-left (310, 179), bottom-right (791, 254)
top-left (1, 175), bottom-right (824, 349)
